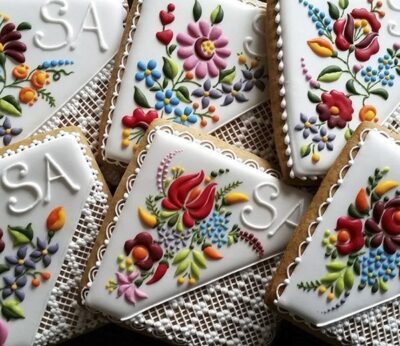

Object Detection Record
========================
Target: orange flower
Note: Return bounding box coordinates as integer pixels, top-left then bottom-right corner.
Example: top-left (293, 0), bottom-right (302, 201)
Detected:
top-left (47, 206), bottom-right (66, 232)
top-left (19, 87), bottom-right (38, 105)
top-left (30, 70), bottom-right (49, 89)
top-left (307, 38), bottom-right (335, 57)
top-left (359, 105), bottom-right (378, 122)
top-left (12, 64), bottom-right (29, 80)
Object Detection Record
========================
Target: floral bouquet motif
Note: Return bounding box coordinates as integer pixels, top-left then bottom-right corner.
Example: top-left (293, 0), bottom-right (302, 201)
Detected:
top-left (105, 151), bottom-right (264, 305)
top-left (0, 13), bottom-right (73, 146)
top-left (295, 0), bottom-right (400, 164)
top-left (120, 1), bottom-right (267, 149)
top-left (298, 167), bottom-right (400, 313)
top-left (0, 207), bottom-right (66, 344)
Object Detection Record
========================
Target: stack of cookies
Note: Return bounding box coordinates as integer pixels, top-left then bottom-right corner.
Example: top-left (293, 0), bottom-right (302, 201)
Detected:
top-left (0, 0), bottom-right (399, 345)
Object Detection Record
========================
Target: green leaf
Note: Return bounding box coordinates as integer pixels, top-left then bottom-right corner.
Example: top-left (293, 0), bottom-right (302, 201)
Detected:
top-left (344, 128), bottom-right (353, 141)
top-left (193, 251), bottom-right (207, 269)
top-left (344, 268), bottom-right (354, 289)
top-left (326, 261), bottom-right (346, 272)
top-left (0, 98), bottom-right (22, 117)
top-left (17, 22), bottom-right (32, 31)
top-left (328, 2), bottom-right (340, 19)
top-left (354, 259), bottom-right (361, 276)
top-left (176, 86), bottom-right (191, 103)
top-left (210, 5), bottom-right (224, 25)
top-left (162, 57), bottom-right (179, 80)
top-left (348, 203), bottom-right (364, 219)
top-left (191, 261), bottom-right (201, 280)
top-left (193, 0), bottom-right (202, 22)
top-left (168, 44), bottom-right (177, 56)
top-left (133, 87), bottom-right (151, 108)
top-left (2, 299), bottom-right (25, 320)
top-left (173, 249), bottom-right (191, 265)
top-left (174, 260), bottom-right (190, 277)
top-left (8, 224), bottom-right (34, 247)
top-left (300, 144), bottom-right (311, 158)
top-left (149, 86), bottom-right (161, 92)
top-left (0, 264), bottom-right (10, 275)
top-left (218, 67), bottom-right (236, 85)
top-left (167, 213), bottom-right (179, 228)
top-left (346, 79), bottom-right (358, 95)
top-left (255, 80), bottom-right (266, 91)
top-left (317, 65), bottom-right (342, 83)
top-left (379, 278), bottom-right (389, 293)
top-left (370, 88), bottom-right (389, 100)
top-left (372, 279), bottom-right (379, 293)
top-left (307, 91), bottom-right (321, 103)
top-left (162, 79), bottom-right (168, 89)
top-left (0, 53), bottom-right (5, 68)
top-left (2, 95), bottom-right (22, 113)
top-left (335, 277), bottom-right (344, 297)
top-left (338, 0), bottom-right (349, 9)
top-left (387, 48), bottom-right (394, 57)
top-left (320, 272), bottom-right (341, 285)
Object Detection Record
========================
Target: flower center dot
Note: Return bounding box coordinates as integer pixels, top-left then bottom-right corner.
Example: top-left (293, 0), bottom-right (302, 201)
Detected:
top-left (181, 115), bottom-right (188, 122)
top-left (42, 249), bottom-right (48, 256)
top-left (17, 259), bottom-right (24, 265)
top-left (201, 40), bottom-right (215, 56)
top-left (330, 106), bottom-right (340, 115)
top-left (204, 91), bottom-right (210, 97)
top-left (164, 98), bottom-right (170, 105)
top-left (0, 43), bottom-right (3, 52)
top-left (304, 121), bottom-right (311, 128)
top-left (5, 129), bottom-right (11, 134)
top-left (144, 69), bottom-right (151, 76)
top-left (393, 210), bottom-right (400, 224)
top-left (132, 246), bottom-right (148, 261)
top-left (232, 90), bottom-right (238, 97)
top-left (11, 284), bottom-right (17, 291)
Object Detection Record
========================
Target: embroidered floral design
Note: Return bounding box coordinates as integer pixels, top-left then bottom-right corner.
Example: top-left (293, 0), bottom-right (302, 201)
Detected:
top-left (298, 167), bottom-right (400, 312)
top-left (296, 0), bottom-right (400, 165)
top-left (105, 151), bottom-right (264, 304)
top-left (0, 14), bottom-right (74, 147)
top-left (120, 1), bottom-right (267, 149)
top-left (0, 207), bottom-right (65, 333)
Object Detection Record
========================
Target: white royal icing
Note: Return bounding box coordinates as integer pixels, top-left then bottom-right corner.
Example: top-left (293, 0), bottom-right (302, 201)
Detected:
top-left (276, 128), bottom-right (400, 328)
top-left (101, 0), bottom-right (268, 166)
top-left (274, 0), bottom-right (400, 180)
top-left (83, 124), bottom-right (311, 321)
top-left (0, 131), bottom-right (107, 346)
top-left (0, 0), bottom-right (124, 148)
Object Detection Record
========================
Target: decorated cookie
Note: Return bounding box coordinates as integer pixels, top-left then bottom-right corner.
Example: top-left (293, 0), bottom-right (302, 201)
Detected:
top-left (0, 0), bottom-right (125, 148)
top-left (267, 123), bottom-right (400, 339)
top-left (0, 128), bottom-right (110, 346)
top-left (81, 119), bottom-right (311, 322)
top-left (98, 0), bottom-right (267, 166)
top-left (267, 0), bottom-right (400, 182)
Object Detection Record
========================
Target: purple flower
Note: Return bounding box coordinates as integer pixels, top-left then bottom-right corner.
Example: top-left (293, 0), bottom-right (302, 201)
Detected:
top-left (312, 127), bottom-right (336, 151)
top-left (295, 113), bottom-right (318, 139)
top-left (5, 246), bottom-right (35, 276)
top-left (158, 228), bottom-right (191, 252)
top-left (0, 117), bottom-right (22, 146)
top-left (192, 79), bottom-right (222, 109)
top-left (2, 275), bottom-right (27, 301)
top-left (242, 66), bottom-right (265, 91)
top-left (221, 82), bottom-right (248, 106)
top-left (116, 272), bottom-right (148, 305)
top-left (30, 238), bottom-right (59, 267)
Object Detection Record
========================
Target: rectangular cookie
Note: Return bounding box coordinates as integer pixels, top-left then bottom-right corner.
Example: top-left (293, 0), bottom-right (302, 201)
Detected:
top-left (98, 0), bottom-right (268, 167)
top-left (81, 119), bottom-right (311, 322)
top-left (0, 0), bottom-right (125, 148)
top-left (267, 123), bottom-right (400, 343)
top-left (267, 0), bottom-right (400, 183)
top-left (0, 128), bottom-right (111, 346)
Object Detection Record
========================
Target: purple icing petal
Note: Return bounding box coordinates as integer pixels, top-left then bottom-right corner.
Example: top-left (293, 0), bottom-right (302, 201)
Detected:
top-left (11, 128), bottom-right (22, 136)
top-left (221, 95), bottom-right (234, 106)
top-left (15, 290), bottom-right (25, 302)
top-left (201, 97), bottom-right (210, 109)
top-left (209, 90), bottom-right (222, 98)
top-left (17, 246), bottom-right (27, 259)
top-left (30, 250), bottom-right (41, 259)
top-left (37, 238), bottom-right (46, 250)
top-left (2, 288), bottom-right (11, 299)
top-left (3, 135), bottom-right (12, 146)
top-left (16, 276), bottom-right (27, 287)
top-left (192, 88), bottom-right (204, 97)
top-left (5, 256), bottom-right (17, 265)
top-left (48, 243), bottom-right (59, 254)
top-left (222, 84), bottom-right (232, 93)
top-left (3, 118), bottom-right (11, 130)
top-left (204, 79), bottom-right (211, 91)
top-left (235, 93), bottom-right (248, 103)
top-left (43, 255), bottom-right (51, 267)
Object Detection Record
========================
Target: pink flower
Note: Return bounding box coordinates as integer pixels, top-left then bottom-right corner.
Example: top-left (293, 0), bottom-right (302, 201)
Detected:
top-left (116, 272), bottom-right (148, 305)
top-left (0, 320), bottom-right (7, 346)
top-left (177, 20), bottom-right (231, 79)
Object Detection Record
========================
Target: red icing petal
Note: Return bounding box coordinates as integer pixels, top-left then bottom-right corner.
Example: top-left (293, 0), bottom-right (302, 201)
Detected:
top-left (149, 243), bottom-right (163, 261)
top-left (182, 210), bottom-right (195, 228)
top-left (187, 183), bottom-right (217, 220)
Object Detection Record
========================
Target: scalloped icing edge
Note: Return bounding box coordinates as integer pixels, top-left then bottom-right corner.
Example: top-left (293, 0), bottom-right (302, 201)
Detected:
top-left (84, 123), bottom-right (282, 323)
top-left (273, 1), bottom-right (319, 182)
top-left (273, 127), bottom-right (400, 338)
top-left (0, 130), bottom-right (110, 345)
top-left (100, 0), bottom-right (267, 168)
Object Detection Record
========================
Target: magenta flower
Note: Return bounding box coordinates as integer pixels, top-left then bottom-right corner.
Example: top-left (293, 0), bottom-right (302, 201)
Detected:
top-left (116, 272), bottom-right (148, 305)
top-left (177, 20), bottom-right (231, 79)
